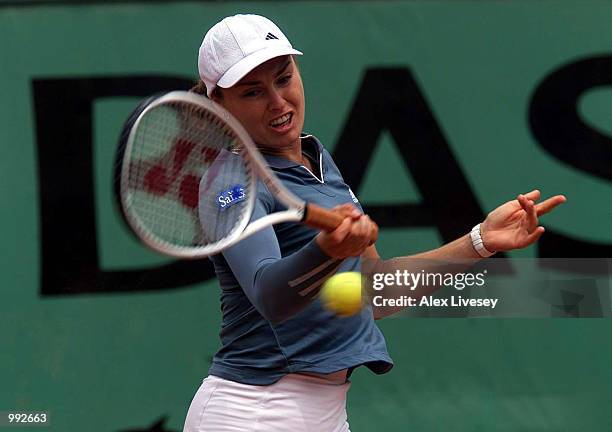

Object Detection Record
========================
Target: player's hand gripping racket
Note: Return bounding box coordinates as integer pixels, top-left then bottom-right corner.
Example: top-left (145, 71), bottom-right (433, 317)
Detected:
top-left (115, 91), bottom-right (377, 259)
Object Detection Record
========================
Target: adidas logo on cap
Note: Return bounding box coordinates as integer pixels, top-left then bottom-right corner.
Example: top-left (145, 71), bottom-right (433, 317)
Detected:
top-left (265, 32), bottom-right (279, 40)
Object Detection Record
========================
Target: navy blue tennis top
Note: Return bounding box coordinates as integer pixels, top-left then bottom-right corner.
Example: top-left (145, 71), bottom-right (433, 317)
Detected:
top-left (207, 134), bottom-right (393, 385)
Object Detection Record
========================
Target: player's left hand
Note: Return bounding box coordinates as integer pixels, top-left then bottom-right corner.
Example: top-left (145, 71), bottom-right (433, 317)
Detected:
top-left (480, 189), bottom-right (566, 252)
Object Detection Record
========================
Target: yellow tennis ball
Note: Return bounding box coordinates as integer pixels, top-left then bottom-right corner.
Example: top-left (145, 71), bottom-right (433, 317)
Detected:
top-left (320, 272), bottom-right (363, 317)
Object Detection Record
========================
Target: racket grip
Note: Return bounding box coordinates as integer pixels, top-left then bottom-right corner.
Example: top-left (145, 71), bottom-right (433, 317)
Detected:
top-left (303, 204), bottom-right (378, 245)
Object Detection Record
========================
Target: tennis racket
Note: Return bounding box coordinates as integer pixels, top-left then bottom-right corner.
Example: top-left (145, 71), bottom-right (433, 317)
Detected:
top-left (115, 91), bottom-right (377, 259)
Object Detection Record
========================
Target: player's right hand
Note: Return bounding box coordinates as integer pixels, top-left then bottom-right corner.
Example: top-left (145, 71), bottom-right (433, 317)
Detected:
top-left (315, 204), bottom-right (378, 259)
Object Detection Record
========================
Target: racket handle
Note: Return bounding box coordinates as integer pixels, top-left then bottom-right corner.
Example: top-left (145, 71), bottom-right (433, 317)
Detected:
top-left (303, 204), bottom-right (378, 244)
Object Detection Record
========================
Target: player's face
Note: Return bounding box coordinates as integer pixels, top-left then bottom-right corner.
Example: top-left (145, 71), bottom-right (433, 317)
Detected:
top-left (213, 56), bottom-right (305, 153)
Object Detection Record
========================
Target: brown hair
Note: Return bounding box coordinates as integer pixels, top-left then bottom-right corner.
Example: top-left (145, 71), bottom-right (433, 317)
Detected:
top-left (189, 79), bottom-right (222, 99)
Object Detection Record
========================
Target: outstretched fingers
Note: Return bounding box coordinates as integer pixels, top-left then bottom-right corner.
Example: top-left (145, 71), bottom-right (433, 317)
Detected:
top-left (519, 226), bottom-right (546, 248)
top-left (522, 189), bottom-right (541, 202)
top-left (535, 195), bottom-right (567, 216)
top-left (517, 194), bottom-right (538, 231)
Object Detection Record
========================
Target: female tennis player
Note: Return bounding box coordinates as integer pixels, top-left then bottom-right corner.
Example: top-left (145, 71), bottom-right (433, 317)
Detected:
top-left (183, 14), bottom-right (566, 432)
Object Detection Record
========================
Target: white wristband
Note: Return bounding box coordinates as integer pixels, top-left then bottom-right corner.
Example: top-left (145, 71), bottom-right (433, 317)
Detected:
top-left (470, 224), bottom-right (495, 258)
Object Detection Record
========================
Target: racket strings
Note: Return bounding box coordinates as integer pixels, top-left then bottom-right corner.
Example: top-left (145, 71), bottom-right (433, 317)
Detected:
top-left (124, 101), bottom-right (254, 251)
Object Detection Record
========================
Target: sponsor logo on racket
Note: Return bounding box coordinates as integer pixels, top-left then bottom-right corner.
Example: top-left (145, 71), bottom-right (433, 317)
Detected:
top-left (217, 185), bottom-right (246, 210)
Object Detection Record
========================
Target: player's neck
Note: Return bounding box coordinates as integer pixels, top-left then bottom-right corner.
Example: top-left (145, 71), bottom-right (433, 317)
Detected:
top-left (260, 139), bottom-right (304, 166)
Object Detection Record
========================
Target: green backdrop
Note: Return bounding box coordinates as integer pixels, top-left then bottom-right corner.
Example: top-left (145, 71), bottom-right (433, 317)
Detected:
top-left (1, 1), bottom-right (611, 431)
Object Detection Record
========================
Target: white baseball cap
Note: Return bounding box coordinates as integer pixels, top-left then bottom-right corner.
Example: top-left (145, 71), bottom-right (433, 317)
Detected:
top-left (198, 14), bottom-right (303, 97)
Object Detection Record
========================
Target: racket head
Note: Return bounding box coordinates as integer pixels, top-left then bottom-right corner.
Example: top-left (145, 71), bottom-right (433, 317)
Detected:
top-left (116, 91), bottom-right (258, 259)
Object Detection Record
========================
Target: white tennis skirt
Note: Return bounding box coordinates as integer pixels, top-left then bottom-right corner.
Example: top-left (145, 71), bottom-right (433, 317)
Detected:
top-left (183, 373), bottom-right (351, 432)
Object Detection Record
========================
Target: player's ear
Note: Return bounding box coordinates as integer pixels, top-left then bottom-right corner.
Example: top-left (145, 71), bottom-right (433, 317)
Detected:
top-left (210, 87), bottom-right (224, 103)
